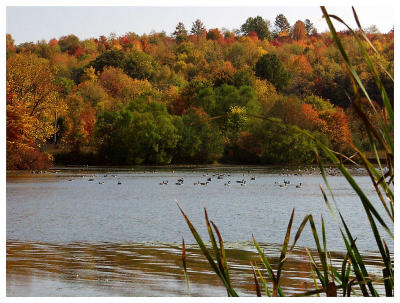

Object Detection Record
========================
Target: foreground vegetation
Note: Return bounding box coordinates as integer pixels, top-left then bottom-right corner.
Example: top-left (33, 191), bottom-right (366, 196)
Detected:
top-left (178, 7), bottom-right (393, 297)
top-left (6, 9), bottom-right (393, 169)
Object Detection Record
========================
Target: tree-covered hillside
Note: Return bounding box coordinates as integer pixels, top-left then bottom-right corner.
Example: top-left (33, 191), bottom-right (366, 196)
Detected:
top-left (6, 16), bottom-right (394, 169)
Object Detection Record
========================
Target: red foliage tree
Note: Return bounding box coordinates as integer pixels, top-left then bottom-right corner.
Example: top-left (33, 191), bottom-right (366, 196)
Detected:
top-left (319, 107), bottom-right (352, 150)
top-left (248, 31), bottom-right (259, 42)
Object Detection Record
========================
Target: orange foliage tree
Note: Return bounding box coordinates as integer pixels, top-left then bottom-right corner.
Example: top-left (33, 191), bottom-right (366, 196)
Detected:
top-left (6, 54), bottom-right (64, 169)
top-left (292, 20), bottom-right (306, 41)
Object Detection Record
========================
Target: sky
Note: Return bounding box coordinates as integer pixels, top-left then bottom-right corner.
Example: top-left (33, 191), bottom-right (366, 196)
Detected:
top-left (6, 4), bottom-right (395, 44)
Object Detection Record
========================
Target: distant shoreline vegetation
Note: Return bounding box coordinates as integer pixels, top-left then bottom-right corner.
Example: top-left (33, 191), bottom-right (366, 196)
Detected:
top-left (6, 15), bottom-right (393, 170)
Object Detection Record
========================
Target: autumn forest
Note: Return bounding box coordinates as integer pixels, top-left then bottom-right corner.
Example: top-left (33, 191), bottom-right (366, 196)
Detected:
top-left (6, 15), bottom-right (394, 169)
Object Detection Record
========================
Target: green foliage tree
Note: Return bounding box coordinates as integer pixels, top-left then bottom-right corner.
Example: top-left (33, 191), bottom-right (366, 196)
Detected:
top-left (191, 19), bottom-right (206, 37)
top-left (173, 22), bottom-right (188, 37)
top-left (58, 34), bottom-right (80, 52)
top-left (233, 69), bottom-right (255, 87)
top-left (123, 50), bottom-right (158, 80)
top-left (304, 95), bottom-right (333, 112)
top-left (255, 54), bottom-right (289, 91)
top-left (95, 99), bottom-right (180, 164)
top-left (54, 76), bottom-right (75, 97)
top-left (274, 14), bottom-right (291, 33)
top-left (240, 16), bottom-right (272, 41)
top-left (173, 108), bottom-right (224, 163)
top-left (173, 22), bottom-right (188, 44)
top-left (248, 118), bottom-right (326, 164)
top-left (89, 50), bottom-right (126, 73)
top-left (304, 19), bottom-right (317, 36)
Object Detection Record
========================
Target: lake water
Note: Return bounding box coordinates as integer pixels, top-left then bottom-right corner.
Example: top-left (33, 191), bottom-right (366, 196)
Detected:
top-left (6, 166), bottom-right (393, 296)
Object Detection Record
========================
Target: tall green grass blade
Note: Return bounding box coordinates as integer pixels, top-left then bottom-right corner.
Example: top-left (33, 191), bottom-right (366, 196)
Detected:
top-left (319, 185), bottom-right (337, 221)
top-left (315, 150), bottom-right (340, 211)
top-left (211, 220), bottom-right (232, 289)
top-left (276, 209), bottom-right (295, 283)
top-left (308, 215), bottom-right (329, 286)
top-left (338, 213), bottom-right (379, 296)
top-left (340, 252), bottom-right (350, 296)
top-left (339, 229), bottom-right (370, 296)
top-left (309, 263), bottom-right (320, 297)
top-left (351, 100), bottom-right (393, 158)
top-left (305, 248), bottom-right (326, 287)
top-left (383, 240), bottom-right (393, 288)
top-left (327, 13), bottom-right (394, 130)
top-left (318, 143), bottom-right (393, 239)
top-left (353, 146), bottom-right (394, 222)
top-left (343, 261), bottom-right (352, 296)
top-left (255, 264), bottom-right (271, 297)
top-left (338, 191), bottom-right (392, 289)
top-left (351, 7), bottom-right (394, 80)
top-left (177, 203), bottom-right (238, 296)
top-left (321, 216), bottom-right (328, 280)
top-left (321, 7), bottom-right (393, 153)
top-left (251, 262), bottom-right (262, 297)
top-left (352, 143), bottom-right (394, 216)
top-left (252, 235), bottom-right (284, 296)
top-left (289, 214), bottom-right (311, 251)
top-left (181, 237), bottom-right (191, 296)
top-left (204, 208), bottom-right (229, 295)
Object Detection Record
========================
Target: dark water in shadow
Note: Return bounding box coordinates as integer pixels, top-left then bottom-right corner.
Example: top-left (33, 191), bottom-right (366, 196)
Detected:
top-left (6, 166), bottom-right (393, 296)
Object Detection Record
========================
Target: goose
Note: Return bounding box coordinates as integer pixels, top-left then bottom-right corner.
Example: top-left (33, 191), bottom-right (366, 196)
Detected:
top-left (296, 183), bottom-right (302, 188)
top-left (88, 178), bottom-right (94, 181)
top-left (194, 180), bottom-right (200, 186)
top-left (241, 181), bottom-right (246, 186)
top-left (207, 177), bottom-right (212, 181)
top-left (251, 177), bottom-right (256, 180)
top-left (117, 181), bottom-right (122, 185)
top-left (99, 181), bottom-right (104, 184)
top-left (224, 181), bottom-right (231, 186)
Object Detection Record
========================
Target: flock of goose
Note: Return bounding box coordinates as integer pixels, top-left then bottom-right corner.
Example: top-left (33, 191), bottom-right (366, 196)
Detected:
top-left (64, 172), bottom-right (302, 188)
top-left (67, 174), bottom-right (122, 184)
top-left (275, 179), bottom-right (302, 188)
top-left (159, 174), bottom-right (303, 188)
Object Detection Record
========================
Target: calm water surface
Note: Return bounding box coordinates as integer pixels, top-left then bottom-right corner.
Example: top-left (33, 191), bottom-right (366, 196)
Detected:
top-left (6, 166), bottom-right (393, 296)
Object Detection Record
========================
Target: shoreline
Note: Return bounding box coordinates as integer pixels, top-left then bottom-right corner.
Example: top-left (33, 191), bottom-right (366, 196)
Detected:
top-left (6, 163), bottom-right (374, 177)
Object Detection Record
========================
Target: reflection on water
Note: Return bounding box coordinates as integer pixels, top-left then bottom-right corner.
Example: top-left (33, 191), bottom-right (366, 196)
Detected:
top-left (7, 241), bottom-right (387, 297)
top-left (6, 167), bottom-right (393, 296)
